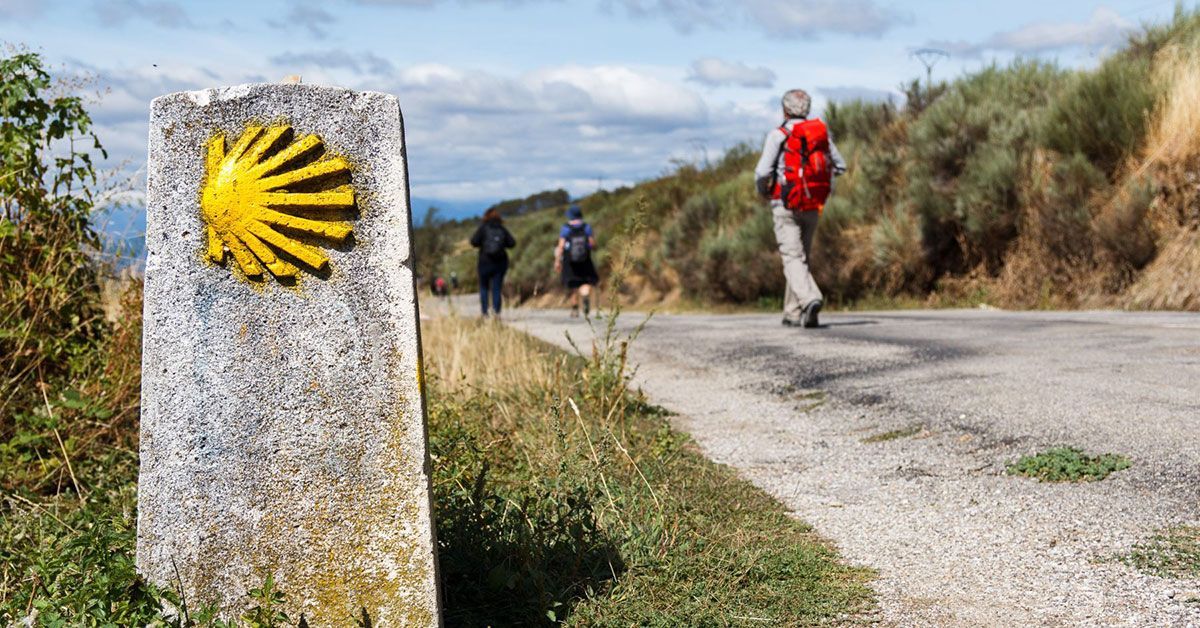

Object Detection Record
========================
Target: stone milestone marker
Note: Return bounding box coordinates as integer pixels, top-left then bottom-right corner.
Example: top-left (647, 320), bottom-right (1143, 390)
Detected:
top-left (137, 84), bottom-right (441, 625)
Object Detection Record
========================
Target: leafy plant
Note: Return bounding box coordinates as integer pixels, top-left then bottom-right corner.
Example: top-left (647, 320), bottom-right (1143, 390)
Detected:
top-left (241, 574), bottom-right (291, 628)
top-left (1007, 447), bottom-right (1131, 482)
top-left (1, 51), bottom-right (107, 423)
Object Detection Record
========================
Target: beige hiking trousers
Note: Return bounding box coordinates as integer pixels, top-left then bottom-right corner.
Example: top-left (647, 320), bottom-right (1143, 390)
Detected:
top-left (771, 203), bottom-right (823, 321)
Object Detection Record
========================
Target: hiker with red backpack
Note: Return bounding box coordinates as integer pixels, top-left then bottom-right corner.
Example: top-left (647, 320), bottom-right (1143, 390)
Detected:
top-left (554, 203), bottom-right (599, 318)
top-left (755, 89), bottom-right (846, 329)
top-left (470, 208), bottom-right (517, 317)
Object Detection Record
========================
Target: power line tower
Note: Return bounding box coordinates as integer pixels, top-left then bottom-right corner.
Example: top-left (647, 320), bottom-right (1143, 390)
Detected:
top-left (912, 48), bottom-right (949, 89)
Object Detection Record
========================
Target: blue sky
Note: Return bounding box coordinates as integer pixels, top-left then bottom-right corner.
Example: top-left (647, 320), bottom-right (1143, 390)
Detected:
top-left (0, 0), bottom-right (1189, 221)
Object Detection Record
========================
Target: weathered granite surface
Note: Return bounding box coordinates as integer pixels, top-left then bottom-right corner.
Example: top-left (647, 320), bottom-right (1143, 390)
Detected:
top-left (138, 83), bottom-right (440, 626)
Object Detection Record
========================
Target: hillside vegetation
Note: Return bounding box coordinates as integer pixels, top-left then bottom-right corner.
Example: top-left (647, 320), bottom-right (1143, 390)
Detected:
top-left (420, 8), bottom-right (1200, 311)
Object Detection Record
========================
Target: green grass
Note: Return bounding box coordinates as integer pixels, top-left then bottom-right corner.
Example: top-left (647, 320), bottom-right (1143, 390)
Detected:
top-left (424, 316), bottom-right (875, 625)
top-left (1, 312), bottom-right (875, 626)
top-left (861, 425), bottom-right (924, 444)
top-left (1006, 447), bottom-right (1131, 482)
top-left (1123, 527), bottom-right (1200, 579)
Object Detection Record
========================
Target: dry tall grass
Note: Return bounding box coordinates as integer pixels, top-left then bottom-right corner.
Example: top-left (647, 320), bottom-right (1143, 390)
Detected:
top-left (1129, 40), bottom-right (1200, 309)
top-left (1142, 43), bottom-right (1200, 177)
top-left (422, 315), bottom-right (562, 395)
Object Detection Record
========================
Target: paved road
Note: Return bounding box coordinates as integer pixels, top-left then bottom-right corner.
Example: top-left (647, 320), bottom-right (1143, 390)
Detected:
top-left (511, 307), bottom-right (1200, 626)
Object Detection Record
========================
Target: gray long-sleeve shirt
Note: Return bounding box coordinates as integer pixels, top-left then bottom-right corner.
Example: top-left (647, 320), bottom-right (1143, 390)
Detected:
top-left (754, 117), bottom-right (846, 198)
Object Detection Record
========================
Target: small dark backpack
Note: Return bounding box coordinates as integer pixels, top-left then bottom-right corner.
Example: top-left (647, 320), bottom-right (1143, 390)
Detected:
top-left (482, 224), bottom-right (507, 257)
top-left (566, 223), bottom-right (590, 263)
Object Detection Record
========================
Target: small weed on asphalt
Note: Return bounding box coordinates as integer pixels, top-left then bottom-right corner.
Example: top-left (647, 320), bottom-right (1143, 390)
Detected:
top-left (862, 425), bottom-right (924, 444)
top-left (1124, 527), bottom-right (1200, 579)
top-left (1007, 447), bottom-right (1131, 482)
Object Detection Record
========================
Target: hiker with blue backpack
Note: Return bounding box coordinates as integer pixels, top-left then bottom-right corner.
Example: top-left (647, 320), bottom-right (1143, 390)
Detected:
top-left (755, 89), bottom-right (847, 329)
top-left (554, 203), bottom-right (599, 318)
top-left (470, 208), bottom-right (516, 317)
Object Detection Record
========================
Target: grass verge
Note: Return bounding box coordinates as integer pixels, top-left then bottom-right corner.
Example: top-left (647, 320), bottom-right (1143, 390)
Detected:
top-left (423, 315), bottom-right (875, 625)
top-left (1006, 447), bottom-right (1131, 482)
top-left (2, 308), bottom-right (874, 626)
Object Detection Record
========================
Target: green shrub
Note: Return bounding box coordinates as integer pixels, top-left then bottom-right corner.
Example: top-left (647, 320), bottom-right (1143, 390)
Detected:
top-left (906, 61), bottom-right (1066, 272)
top-left (826, 99), bottom-right (898, 144)
top-left (697, 209), bottom-right (780, 302)
top-left (1, 52), bottom-right (107, 425)
top-left (1041, 55), bottom-right (1157, 177)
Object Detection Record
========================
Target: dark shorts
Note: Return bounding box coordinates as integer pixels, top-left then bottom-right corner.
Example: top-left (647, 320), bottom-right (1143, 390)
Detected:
top-left (561, 258), bottom-right (599, 289)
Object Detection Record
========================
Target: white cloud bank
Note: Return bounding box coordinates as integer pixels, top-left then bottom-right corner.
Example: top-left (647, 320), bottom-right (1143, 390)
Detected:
top-left (79, 56), bottom-right (775, 202)
top-left (612, 0), bottom-right (910, 37)
top-left (688, 57), bottom-right (775, 88)
top-left (925, 7), bottom-right (1136, 58)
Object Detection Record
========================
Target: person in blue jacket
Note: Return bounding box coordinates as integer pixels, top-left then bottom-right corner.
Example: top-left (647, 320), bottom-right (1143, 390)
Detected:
top-left (554, 204), bottom-right (599, 318)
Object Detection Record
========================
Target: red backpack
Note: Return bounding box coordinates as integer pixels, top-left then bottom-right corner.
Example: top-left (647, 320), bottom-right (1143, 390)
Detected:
top-left (773, 119), bottom-right (832, 213)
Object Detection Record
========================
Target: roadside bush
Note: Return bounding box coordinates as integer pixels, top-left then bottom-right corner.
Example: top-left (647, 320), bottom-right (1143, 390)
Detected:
top-left (698, 209), bottom-right (780, 302)
top-left (871, 207), bottom-right (927, 293)
top-left (1, 52), bottom-right (107, 429)
top-left (1041, 54), bottom-right (1157, 177)
top-left (826, 99), bottom-right (898, 144)
top-left (906, 61), bottom-right (1065, 274)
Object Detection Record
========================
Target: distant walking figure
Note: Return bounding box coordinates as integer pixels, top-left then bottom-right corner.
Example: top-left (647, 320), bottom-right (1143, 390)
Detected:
top-left (470, 208), bottom-right (516, 317)
top-left (555, 204), bottom-right (599, 318)
top-left (755, 89), bottom-right (846, 328)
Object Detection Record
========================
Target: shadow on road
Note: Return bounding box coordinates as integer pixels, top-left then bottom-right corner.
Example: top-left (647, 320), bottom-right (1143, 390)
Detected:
top-left (815, 320), bottom-right (879, 328)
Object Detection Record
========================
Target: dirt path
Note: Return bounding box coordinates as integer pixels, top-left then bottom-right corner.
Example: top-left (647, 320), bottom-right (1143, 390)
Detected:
top-left (509, 307), bottom-right (1200, 626)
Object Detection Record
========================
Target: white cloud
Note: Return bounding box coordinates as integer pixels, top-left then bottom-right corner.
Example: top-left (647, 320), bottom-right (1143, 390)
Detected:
top-left (923, 7), bottom-right (1135, 58)
top-left (688, 57), bottom-right (775, 88)
top-left (77, 57), bottom-right (771, 204)
top-left (270, 50), bottom-right (395, 76)
top-left (818, 85), bottom-right (897, 103)
top-left (0, 0), bottom-right (44, 20)
top-left (740, 0), bottom-right (908, 38)
top-left (386, 63), bottom-right (757, 200)
top-left (268, 2), bottom-right (338, 39)
top-left (348, 0), bottom-right (551, 6)
top-left (610, 0), bottom-right (909, 37)
top-left (531, 65), bottom-right (707, 125)
top-left (93, 0), bottom-right (195, 28)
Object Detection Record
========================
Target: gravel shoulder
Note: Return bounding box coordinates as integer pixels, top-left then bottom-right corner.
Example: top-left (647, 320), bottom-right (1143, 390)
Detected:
top-left (511, 307), bottom-right (1200, 626)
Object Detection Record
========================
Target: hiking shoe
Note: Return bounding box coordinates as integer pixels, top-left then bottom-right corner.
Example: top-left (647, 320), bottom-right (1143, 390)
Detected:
top-left (570, 305), bottom-right (580, 318)
top-left (801, 300), bottom-right (823, 328)
top-left (782, 318), bottom-right (802, 327)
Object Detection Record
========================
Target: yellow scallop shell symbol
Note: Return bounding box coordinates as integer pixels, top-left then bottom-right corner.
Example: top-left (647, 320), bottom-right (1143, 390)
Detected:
top-left (200, 124), bottom-right (355, 281)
